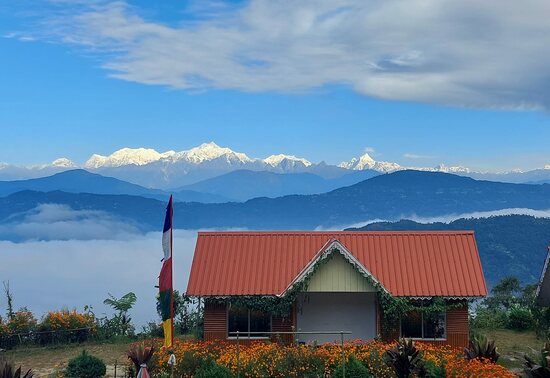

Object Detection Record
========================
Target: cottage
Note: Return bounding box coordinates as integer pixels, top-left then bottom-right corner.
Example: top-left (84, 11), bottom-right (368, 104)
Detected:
top-left (186, 231), bottom-right (487, 348)
top-left (535, 247), bottom-right (550, 306)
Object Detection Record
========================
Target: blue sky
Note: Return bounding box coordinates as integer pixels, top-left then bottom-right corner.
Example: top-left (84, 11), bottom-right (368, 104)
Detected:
top-left (1, 1), bottom-right (549, 171)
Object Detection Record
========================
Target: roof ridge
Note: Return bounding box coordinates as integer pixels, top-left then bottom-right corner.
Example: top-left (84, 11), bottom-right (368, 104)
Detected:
top-left (197, 230), bottom-right (475, 235)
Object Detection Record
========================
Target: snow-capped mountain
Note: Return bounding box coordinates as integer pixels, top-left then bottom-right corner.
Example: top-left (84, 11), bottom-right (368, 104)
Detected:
top-left (0, 158), bottom-right (77, 180)
top-left (51, 158), bottom-right (76, 168)
top-left (338, 152), bottom-right (471, 175)
top-left (422, 164), bottom-right (470, 174)
top-left (84, 148), bottom-right (177, 168)
top-left (84, 143), bottom-right (254, 169)
top-left (176, 142), bottom-right (254, 165)
top-left (78, 143), bottom-right (320, 187)
top-left (264, 154), bottom-right (312, 168)
top-left (338, 152), bottom-right (401, 172)
top-left (1, 142), bottom-right (549, 189)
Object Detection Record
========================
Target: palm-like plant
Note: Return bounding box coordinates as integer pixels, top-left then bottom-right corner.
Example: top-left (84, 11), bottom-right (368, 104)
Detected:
top-left (103, 292), bottom-right (137, 336)
top-left (127, 343), bottom-right (155, 373)
top-left (0, 361), bottom-right (33, 378)
top-left (384, 338), bottom-right (422, 378)
top-left (524, 341), bottom-right (550, 378)
top-left (103, 292), bottom-right (137, 313)
top-left (464, 334), bottom-right (499, 363)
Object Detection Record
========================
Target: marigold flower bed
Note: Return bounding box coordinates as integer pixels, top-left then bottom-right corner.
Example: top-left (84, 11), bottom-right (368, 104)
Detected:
top-left (149, 339), bottom-right (514, 377)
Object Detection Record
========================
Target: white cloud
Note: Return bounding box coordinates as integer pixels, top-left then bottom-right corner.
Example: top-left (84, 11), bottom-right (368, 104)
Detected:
top-left (0, 204), bottom-right (142, 241)
top-left (17, 0), bottom-right (550, 109)
top-left (0, 230), bottom-right (198, 327)
top-left (329, 207), bottom-right (550, 230)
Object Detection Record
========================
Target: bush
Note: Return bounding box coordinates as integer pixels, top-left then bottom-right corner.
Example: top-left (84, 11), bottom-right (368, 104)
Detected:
top-left (417, 359), bottom-right (446, 378)
top-left (508, 306), bottom-right (533, 330)
top-left (470, 308), bottom-right (508, 330)
top-left (275, 346), bottom-right (325, 377)
top-left (332, 355), bottom-right (372, 378)
top-left (177, 349), bottom-right (210, 376)
top-left (194, 359), bottom-right (234, 378)
top-left (140, 322), bottom-right (164, 338)
top-left (65, 350), bottom-right (106, 378)
top-left (37, 310), bottom-right (96, 345)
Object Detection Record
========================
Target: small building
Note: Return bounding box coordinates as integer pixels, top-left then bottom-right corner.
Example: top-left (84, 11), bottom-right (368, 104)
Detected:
top-left (186, 231), bottom-right (487, 348)
top-left (535, 247), bottom-right (550, 306)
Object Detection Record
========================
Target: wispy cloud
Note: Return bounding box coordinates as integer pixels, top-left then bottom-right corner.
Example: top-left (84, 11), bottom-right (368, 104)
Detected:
top-left (324, 207), bottom-right (550, 230)
top-left (0, 204), bottom-right (142, 242)
top-left (13, 0), bottom-right (550, 110)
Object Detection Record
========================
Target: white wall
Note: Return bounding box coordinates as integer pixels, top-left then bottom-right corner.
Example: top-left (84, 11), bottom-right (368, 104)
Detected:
top-left (296, 292), bottom-right (377, 343)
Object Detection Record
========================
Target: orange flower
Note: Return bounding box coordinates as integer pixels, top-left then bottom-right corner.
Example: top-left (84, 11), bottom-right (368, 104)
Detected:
top-left (147, 339), bottom-right (514, 377)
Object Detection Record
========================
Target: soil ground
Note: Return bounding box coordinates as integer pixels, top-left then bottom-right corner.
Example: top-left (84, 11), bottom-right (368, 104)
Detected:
top-left (2, 341), bottom-right (132, 377)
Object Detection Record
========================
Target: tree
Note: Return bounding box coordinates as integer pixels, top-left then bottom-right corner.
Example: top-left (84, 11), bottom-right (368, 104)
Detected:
top-left (484, 276), bottom-right (521, 312)
top-left (103, 292), bottom-right (137, 336)
top-left (156, 290), bottom-right (202, 336)
top-left (3, 281), bottom-right (14, 320)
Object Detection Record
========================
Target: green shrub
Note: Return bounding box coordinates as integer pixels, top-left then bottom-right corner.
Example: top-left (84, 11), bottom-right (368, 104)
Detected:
top-left (194, 359), bottom-right (234, 378)
top-left (275, 347), bottom-right (324, 377)
top-left (470, 308), bottom-right (508, 330)
top-left (332, 355), bottom-right (372, 378)
top-left (417, 359), bottom-right (446, 378)
top-left (177, 350), bottom-right (209, 376)
top-left (508, 306), bottom-right (533, 330)
top-left (65, 350), bottom-right (106, 378)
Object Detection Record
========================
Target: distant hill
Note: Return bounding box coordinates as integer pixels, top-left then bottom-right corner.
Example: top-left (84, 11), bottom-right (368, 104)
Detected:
top-left (178, 169), bottom-right (379, 201)
top-left (0, 169), bottom-right (231, 203)
top-left (347, 215), bottom-right (550, 288)
top-left (2, 171), bottom-right (550, 231)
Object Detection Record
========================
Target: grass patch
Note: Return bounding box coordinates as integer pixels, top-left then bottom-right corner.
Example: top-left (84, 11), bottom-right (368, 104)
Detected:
top-left (476, 328), bottom-right (544, 369)
top-left (1, 340), bottom-right (134, 376)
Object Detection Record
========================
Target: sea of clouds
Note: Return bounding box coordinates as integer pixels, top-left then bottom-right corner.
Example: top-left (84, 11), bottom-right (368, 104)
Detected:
top-left (0, 204), bottom-right (197, 327)
top-left (2, 204), bottom-right (550, 327)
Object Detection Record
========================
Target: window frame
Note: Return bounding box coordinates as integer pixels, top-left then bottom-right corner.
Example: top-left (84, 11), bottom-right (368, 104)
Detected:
top-left (226, 305), bottom-right (272, 340)
top-left (400, 308), bottom-right (447, 341)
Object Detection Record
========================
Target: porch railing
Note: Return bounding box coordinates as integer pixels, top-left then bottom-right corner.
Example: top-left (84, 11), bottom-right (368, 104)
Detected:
top-left (229, 330), bottom-right (352, 378)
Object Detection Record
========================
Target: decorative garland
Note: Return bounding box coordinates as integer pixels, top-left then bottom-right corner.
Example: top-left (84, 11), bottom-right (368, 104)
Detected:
top-left (207, 247), bottom-right (468, 330)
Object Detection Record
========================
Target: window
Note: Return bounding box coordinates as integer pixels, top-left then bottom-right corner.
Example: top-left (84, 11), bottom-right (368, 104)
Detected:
top-left (228, 306), bottom-right (271, 338)
top-left (401, 310), bottom-right (446, 340)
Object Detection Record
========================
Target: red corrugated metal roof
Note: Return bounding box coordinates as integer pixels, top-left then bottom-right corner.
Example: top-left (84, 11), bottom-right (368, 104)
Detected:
top-left (186, 231), bottom-right (487, 297)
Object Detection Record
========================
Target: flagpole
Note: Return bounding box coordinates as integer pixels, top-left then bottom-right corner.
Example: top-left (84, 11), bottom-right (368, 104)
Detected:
top-left (169, 194), bottom-right (174, 348)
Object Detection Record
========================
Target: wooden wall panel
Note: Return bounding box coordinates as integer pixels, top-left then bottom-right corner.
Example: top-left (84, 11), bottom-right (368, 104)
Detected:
top-left (203, 301), bottom-right (227, 341)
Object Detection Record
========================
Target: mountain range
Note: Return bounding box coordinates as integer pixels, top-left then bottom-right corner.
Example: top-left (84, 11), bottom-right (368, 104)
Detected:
top-left (2, 170), bottom-right (550, 231)
top-left (0, 170), bottom-right (230, 203)
top-left (3, 142), bottom-right (549, 188)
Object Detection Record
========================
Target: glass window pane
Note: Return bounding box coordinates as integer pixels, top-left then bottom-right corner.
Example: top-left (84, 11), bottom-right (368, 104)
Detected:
top-left (423, 312), bottom-right (446, 339)
top-left (249, 309), bottom-right (270, 337)
top-left (228, 306), bottom-right (248, 336)
top-left (401, 311), bottom-right (422, 338)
